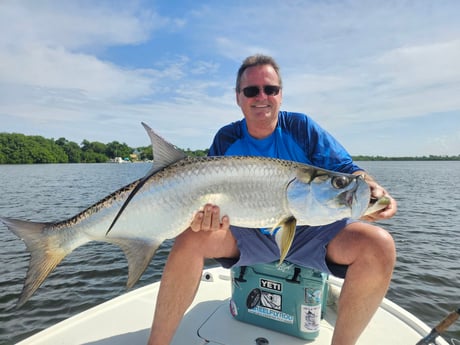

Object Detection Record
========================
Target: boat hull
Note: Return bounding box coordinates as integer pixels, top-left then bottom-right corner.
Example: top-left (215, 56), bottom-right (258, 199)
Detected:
top-left (16, 267), bottom-right (449, 345)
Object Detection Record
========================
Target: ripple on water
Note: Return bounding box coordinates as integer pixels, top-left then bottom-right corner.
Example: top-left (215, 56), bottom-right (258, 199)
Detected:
top-left (1, 162), bottom-right (459, 344)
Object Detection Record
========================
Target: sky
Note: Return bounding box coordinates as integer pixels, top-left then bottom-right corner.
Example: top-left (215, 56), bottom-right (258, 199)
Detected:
top-left (1, 0), bottom-right (459, 157)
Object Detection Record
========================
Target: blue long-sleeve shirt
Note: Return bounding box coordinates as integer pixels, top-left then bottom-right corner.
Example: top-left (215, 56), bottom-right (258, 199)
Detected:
top-left (208, 111), bottom-right (362, 174)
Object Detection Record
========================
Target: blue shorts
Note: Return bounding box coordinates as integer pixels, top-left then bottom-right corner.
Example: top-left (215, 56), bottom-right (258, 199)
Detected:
top-left (215, 218), bottom-right (355, 278)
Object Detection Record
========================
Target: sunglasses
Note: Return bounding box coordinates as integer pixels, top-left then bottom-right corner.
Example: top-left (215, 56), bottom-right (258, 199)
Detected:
top-left (240, 85), bottom-right (281, 98)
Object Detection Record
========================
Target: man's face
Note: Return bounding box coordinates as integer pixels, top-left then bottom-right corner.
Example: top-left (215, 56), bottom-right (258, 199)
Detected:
top-left (236, 64), bottom-right (282, 138)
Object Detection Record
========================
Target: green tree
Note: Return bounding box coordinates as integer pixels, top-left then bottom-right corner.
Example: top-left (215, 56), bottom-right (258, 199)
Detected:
top-left (80, 140), bottom-right (108, 162)
top-left (137, 146), bottom-right (153, 160)
top-left (81, 140), bottom-right (106, 154)
top-left (106, 141), bottom-right (131, 159)
top-left (29, 136), bottom-right (68, 163)
top-left (81, 151), bottom-right (108, 163)
top-left (0, 132), bottom-right (245, 164)
top-left (55, 138), bottom-right (82, 163)
top-left (0, 133), bottom-right (67, 163)
top-left (183, 148), bottom-right (209, 157)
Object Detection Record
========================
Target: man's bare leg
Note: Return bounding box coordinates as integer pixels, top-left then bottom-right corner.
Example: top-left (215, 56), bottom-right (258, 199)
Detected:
top-left (327, 222), bottom-right (396, 345)
top-left (147, 206), bottom-right (236, 345)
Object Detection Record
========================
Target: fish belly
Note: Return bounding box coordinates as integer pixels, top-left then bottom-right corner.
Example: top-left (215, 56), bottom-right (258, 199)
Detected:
top-left (106, 157), bottom-right (295, 241)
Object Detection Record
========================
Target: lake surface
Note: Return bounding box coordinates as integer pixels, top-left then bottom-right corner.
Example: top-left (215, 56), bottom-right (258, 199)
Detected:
top-left (0, 162), bottom-right (459, 344)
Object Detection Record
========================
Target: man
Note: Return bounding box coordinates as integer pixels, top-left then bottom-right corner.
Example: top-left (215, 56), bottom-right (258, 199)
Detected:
top-left (147, 55), bottom-right (397, 345)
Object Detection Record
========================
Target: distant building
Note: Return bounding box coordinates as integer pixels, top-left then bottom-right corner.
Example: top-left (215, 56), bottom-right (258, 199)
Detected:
top-left (111, 157), bottom-right (127, 163)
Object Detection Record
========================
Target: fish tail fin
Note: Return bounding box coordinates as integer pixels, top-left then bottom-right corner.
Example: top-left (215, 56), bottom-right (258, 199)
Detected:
top-left (274, 216), bottom-right (297, 264)
top-left (107, 238), bottom-right (162, 289)
top-left (0, 217), bottom-right (71, 307)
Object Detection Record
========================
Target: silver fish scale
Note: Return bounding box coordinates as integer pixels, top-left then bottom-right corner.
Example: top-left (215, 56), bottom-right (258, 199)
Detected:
top-left (107, 156), bottom-right (300, 241)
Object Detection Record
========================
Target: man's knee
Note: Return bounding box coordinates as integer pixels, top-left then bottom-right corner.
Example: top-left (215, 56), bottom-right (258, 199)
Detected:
top-left (328, 222), bottom-right (396, 270)
top-left (359, 224), bottom-right (396, 273)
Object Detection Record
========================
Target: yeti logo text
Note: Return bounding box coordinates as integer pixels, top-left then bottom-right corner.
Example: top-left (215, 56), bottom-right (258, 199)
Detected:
top-left (260, 279), bottom-right (282, 292)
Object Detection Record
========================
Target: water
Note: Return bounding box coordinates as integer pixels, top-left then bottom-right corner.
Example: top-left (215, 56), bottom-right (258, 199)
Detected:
top-left (0, 162), bottom-right (459, 344)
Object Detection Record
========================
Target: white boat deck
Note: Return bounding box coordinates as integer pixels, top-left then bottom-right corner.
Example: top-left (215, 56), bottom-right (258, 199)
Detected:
top-left (17, 267), bottom-right (448, 345)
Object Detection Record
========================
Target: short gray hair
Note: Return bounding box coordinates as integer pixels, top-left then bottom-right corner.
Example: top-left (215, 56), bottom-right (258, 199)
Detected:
top-left (235, 54), bottom-right (282, 91)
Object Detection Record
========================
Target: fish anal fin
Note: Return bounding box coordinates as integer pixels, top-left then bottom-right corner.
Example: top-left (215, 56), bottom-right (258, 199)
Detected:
top-left (108, 237), bottom-right (162, 289)
top-left (274, 216), bottom-right (297, 264)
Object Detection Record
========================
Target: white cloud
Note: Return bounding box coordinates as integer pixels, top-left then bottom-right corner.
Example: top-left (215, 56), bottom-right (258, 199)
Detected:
top-left (374, 39), bottom-right (460, 88)
top-left (280, 37), bottom-right (460, 129)
top-left (0, 1), bottom-right (459, 156)
top-left (0, 1), bottom-right (158, 50)
top-left (0, 46), bottom-right (155, 100)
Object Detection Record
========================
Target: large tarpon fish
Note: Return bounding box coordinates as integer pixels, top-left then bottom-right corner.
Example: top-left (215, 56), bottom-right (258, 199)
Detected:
top-left (0, 123), bottom-right (389, 307)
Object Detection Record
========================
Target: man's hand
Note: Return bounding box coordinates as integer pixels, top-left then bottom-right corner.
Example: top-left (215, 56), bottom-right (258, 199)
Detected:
top-left (190, 204), bottom-right (230, 232)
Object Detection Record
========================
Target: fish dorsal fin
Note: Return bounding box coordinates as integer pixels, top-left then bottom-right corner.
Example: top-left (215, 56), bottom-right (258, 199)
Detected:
top-left (106, 123), bottom-right (186, 236)
top-left (142, 122), bottom-right (187, 176)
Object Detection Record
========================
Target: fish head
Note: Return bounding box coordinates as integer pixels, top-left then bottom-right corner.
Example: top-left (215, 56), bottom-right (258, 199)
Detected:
top-left (286, 167), bottom-right (371, 225)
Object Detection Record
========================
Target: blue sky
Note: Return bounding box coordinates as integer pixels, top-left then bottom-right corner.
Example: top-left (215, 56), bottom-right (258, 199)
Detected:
top-left (1, 0), bottom-right (459, 156)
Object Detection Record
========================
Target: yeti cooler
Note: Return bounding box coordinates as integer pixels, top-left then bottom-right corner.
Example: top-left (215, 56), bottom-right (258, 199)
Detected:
top-left (230, 261), bottom-right (328, 340)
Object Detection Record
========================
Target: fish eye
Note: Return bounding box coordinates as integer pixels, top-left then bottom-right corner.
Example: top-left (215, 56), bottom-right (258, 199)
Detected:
top-left (331, 176), bottom-right (351, 189)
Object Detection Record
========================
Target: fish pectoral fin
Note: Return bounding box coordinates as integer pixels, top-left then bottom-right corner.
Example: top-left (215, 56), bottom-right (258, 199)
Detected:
top-left (274, 216), bottom-right (297, 264)
top-left (0, 217), bottom-right (72, 307)
top-left (107, 237), bottom-right (162, 289)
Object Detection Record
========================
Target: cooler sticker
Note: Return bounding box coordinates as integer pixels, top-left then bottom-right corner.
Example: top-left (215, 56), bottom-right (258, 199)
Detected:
top-left (260, 291), bottom-right (282, 311)
top-left (304, 287), bottom-right (322, 305)
top-left (229, 299), bottom-right (238, 317)
top-left (246, 288), bottom-right (293, 324)
top-left (246, 288), bottom-right (261, 309)
top-left (259, 278), bottom-right (282, 292)
top-left (248, 305), bottom-right (294, 324)
top-left (300, 304), bottom-right (321, 333)
top-left (276, 261), bottom-right (295, 273)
